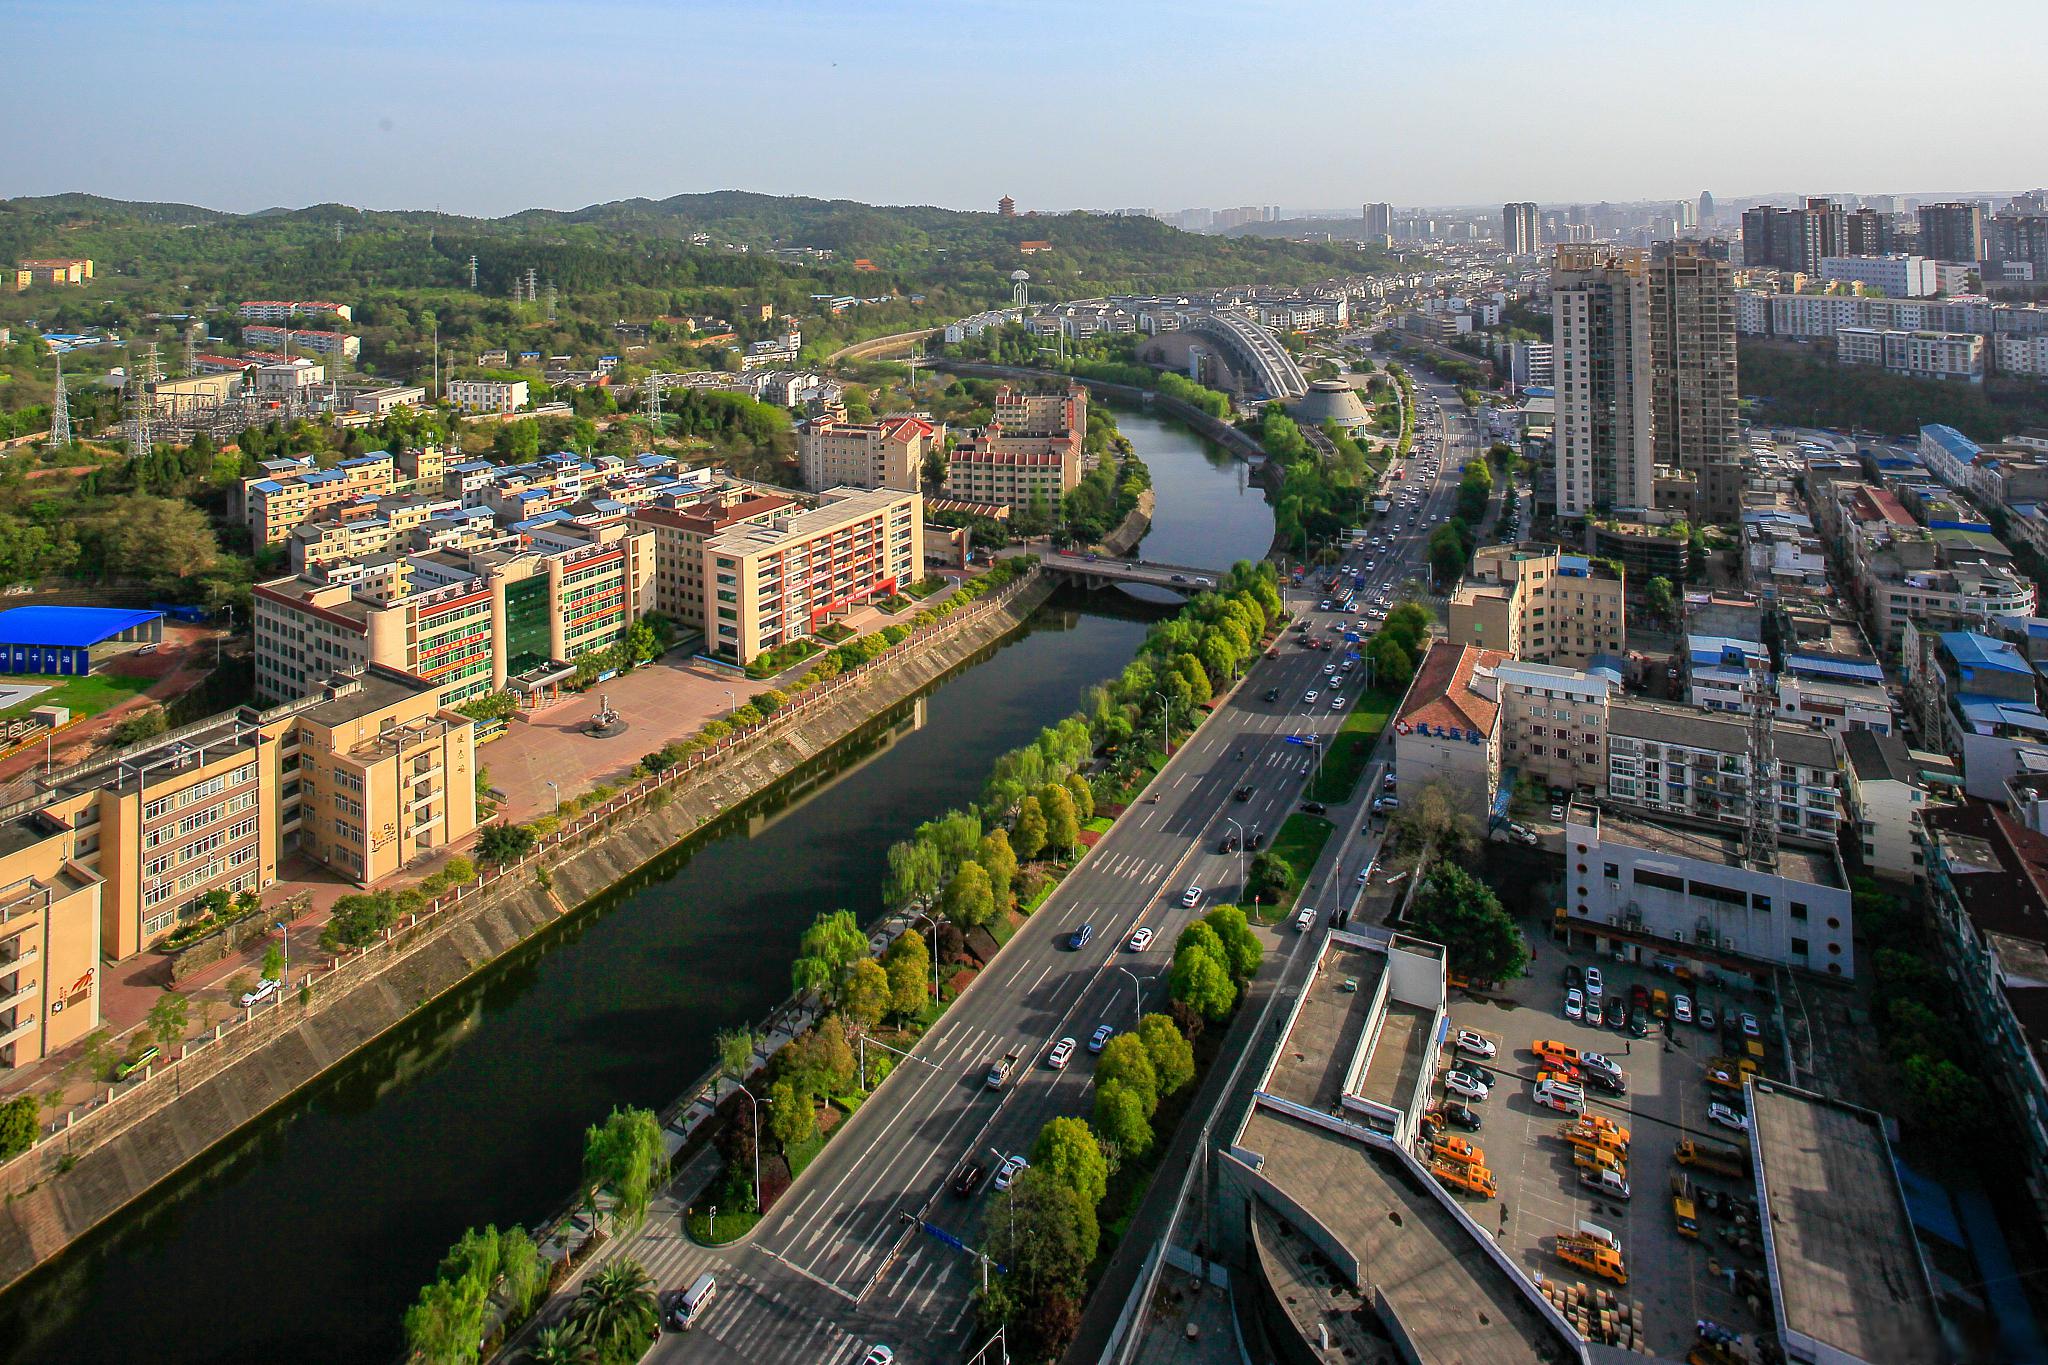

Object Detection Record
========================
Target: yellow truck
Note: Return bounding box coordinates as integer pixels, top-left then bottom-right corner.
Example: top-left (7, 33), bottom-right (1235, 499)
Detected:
top-left (1427, 1155), bottom-right (1498, 1199)
top-left (1554, 1221), bottom-right (1628, 1285)
top-left (1704, 1056), bottom-right (1758, 1092)
top-left (1675, 1136), bottom-right (1752, 1180)
top-left (1429, 1136), bottom-right (1485, 1168)
top-left (1573, 1144), bottom-right (1625, 1176)
top-left (1558, 1118), bottom-right (1630, 1157)
top-left (1670, 1171), bottom-right (1700, 1239)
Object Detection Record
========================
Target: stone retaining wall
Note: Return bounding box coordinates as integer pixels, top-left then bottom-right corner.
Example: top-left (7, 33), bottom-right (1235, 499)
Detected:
top-left (0, 572), bottom-right (1055, 1296)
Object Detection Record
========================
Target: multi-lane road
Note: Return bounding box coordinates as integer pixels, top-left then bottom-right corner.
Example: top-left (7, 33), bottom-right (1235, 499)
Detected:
top-left (617, 367), bottom-right (1479, 1365)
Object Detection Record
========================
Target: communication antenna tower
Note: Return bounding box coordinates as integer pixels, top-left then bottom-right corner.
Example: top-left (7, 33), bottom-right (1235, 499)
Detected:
top-left (468, 255), bottom-right (479, 289)
top-left (1743, 653), bottom-right (1778, 869)
top-left (545, 281), bottom-right (557, 323)
top-left (48, 352), bottom-right (71, 448)
top-left (643, 372), bottom-right (663, 424)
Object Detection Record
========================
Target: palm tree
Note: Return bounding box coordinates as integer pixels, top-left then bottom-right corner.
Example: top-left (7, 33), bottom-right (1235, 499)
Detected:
top-left (569, 1258), bottom-right (658, 1359)
top-left (525, 1321), bottom-right (596, 1365)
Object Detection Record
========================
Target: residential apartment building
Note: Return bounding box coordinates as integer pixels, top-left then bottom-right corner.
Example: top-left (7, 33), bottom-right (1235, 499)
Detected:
top-left (1819, 255), bottom-right (1939, 297)
top-left (240, 324), bottom-right (359, 361)
top-left (1995, 334), bottom-right (2048, 379)
top-left (0, 813), bottom-right (103, 1070)
top-left (630, 489), bottom-right (804, 629)
top-left (13, 258), bottom-right (93, 289)
top-left (943, 384), bottom-right (1088, 508)
top-left (1918, 202), bottom-right (1985, 263)
top-left (1501, 201), bottom-right (1540, 256)
top-left (0, 665), bottom-right (475, 990)
top-left (1901, 627), bottom-right (2048, 801)
top-left (797, 416), bottom-right (937, 492)
top-left (1552, 245), bottom-right (1654, 515)
top-left (1446, 542), bottom-right (1625, 668)
top-left (1835, 328), bottom-right (1985, 383)
top-left (242, 452), bottom-right (400, 546)
top-left (238, 299), bottom-right (353, 324)
top-left (1391, 644), bottom-right (1507, 818)
top-left (1648, 239), bottom-right (1744, 519)
top-left (1842, 729), bottom-right (1949, 885)
top-left (698, 487), bottom-right (923, 666)
top-left (253, 523), bottom-right (655, 705)
top-left (1740, 199), bottom-right (1842, 273)
top-left (1494, 660), bottom-right (1612, 794)
top-left (1920, 800), bottom-right (2048, 1215)
top-left (446, 379), bottom-right (530, 414)
top-left (1561, 804), bottom-right (1854, 978)
top-left (1605, 699), bottom-right (1843, 844)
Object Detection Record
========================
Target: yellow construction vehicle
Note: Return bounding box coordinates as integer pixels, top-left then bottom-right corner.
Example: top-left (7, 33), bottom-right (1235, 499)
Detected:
top-left (1427, 1155), bottom-right (1498, 1199)
top-left (1674, 1136), bottom-right (1751, 1180)
top-left (1558, 1118), bottom-right (1630, 1157)
top-left (1670, 1171), bottom-right (1700, 1240)
top-left (1573, 1144), bottom-right (1625, 1176)
top-left (1704, 1056), bottom-right (1757, 1092)
top-left (1553, 1222), bottom-right (1628, 1286)
top-left (1429, 1135), bottom-right (1485, 1167)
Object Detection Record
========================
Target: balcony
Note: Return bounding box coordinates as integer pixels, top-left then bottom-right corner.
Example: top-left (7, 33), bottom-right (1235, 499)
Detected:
top-left (0, 941), bottom-right (35, 970)
top-left (0, 1009), bottom-right (37, 1047)
top-left (0, 975), bottom-right (38, 1014)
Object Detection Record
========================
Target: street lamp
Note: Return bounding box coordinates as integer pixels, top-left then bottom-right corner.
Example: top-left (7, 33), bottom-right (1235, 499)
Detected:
top-left (1152, 690), bottom-right (1174, 755)
top-left (731, 1087), bottom-right (768, 1216)
top-left (545, 780), bottom-right (560, 815)
top-left (1117, 966), bottom-right (1143, 1023)
top-left (274, 920), bottom-right (289, 991)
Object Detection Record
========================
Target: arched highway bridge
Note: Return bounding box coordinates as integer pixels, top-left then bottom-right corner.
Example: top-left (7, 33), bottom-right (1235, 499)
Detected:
top-left (1184, 310), bottom-right (1309, 400)
top-left (1041, 550), bottom-right (1227, 593)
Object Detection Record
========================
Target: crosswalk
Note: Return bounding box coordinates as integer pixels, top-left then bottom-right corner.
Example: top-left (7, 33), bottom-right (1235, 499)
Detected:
top-left (630, 1230), bottom-right (890, 1364)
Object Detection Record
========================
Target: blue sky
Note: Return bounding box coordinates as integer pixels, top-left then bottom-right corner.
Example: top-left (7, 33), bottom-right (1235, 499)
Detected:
top-left (4, 0), bottom-right (2038, 218)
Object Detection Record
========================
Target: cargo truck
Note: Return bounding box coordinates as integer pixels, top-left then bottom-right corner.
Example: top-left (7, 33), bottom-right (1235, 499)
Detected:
top-left (1573, 1144), bottom-right (1625, 1175)
top-left (1427, 1155), bottom-right (1498, 1198)
top-left (1558, 1118), bottom-right (1630, 1156)
top-left (1579, 1166), bottom-right (1631, 1200)
top-left (1553, 1221), bottom-right (1627, 1285)
top-left (1429, 1136), bottom-right (1485, 1167)
top-left (1669, 1171), bottom-right (1700, 1239)
top-left (1674, 1136), bottom-right (1751, 1179)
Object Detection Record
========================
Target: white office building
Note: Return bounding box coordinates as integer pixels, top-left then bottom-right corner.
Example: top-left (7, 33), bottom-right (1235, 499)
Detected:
top-left (1820, 255), bottom-right (1940, 298)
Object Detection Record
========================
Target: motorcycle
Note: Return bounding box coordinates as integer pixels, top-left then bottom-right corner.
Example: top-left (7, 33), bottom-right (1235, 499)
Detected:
top-left (1143, 793), bottom-right (1159, 804)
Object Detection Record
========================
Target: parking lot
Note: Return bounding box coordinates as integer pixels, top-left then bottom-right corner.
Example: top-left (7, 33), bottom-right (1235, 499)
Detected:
top-left (1425, 942), bottom-right (1772, 1356)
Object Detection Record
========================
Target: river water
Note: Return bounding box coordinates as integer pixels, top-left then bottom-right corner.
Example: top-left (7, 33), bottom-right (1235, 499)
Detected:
top-left (0, 404), bottom-right (1266, 1365)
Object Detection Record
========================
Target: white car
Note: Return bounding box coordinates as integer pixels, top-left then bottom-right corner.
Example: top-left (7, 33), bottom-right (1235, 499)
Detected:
top-left (1372, 795), bottom-right (1400, 813)
top-left (238, 978), bottom-right (280, 1009)
top-left (1126, 926), bottom-right (1155, 952)
top-left (1674, 994), bottom-right (1694, 1024)
top-left (1443, 1070), bottom-right (1490, 1101)
top-left (1740, 1011), bottom-right (1762, 1038)
top-left (1046, 1037), bottom-right (1076, 1070)
top-left (1564, 988), bottom-right (1585, 1021)
top-left (1707, 1102), bottom-right (1750, 1133)
top-left (1305, 690), bottom-right (1319, 704)
top-left (1454, 1029), bottom-right (1496, 1060)
top-left (1583, 966), bottom-right (1603, 995)
top-left (1179, 886), bottom-right (1203, 908)
top-left (993, 1155), bottom-right (1028, 1190)
top-left (861, 1348), bottom-right (896, 1365)
top-left (1330, 696), bottom-right (1347, 709)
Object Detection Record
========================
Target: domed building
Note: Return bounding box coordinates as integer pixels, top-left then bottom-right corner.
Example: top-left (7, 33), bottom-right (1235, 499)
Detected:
top-left (1291, 379), bottom-right (1370, 434)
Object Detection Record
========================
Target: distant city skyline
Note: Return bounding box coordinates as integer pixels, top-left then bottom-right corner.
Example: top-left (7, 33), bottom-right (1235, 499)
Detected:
top-left (5, 0), bottom-right (2044, 220)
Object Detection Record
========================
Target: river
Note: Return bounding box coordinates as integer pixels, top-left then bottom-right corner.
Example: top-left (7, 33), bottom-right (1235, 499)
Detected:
top-left (0, 403), bottom-right (1268, 1365)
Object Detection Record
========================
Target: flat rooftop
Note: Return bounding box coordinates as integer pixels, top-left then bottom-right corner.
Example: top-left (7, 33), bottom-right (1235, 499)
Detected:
top-left (1359, 998), bottom-right (1434, 1111)
top-left (1237, 1107), bottom-right (1578, 1365)
top-left (1750, 1081), bottom-right (1945, 1364)
top-left (1595, 807), bottom-right (1843, 889)
top-left (1261, 941), bottom-right (1385, 1111)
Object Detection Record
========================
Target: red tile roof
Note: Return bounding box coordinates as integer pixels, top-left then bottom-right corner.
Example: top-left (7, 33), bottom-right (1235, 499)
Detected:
top-left (1397, 643), bottom-right (1508, 739)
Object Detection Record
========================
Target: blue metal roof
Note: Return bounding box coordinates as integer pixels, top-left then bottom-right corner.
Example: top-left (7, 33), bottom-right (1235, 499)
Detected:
top-left (1786, 654), bottom-right (1884, 683)
top-left (1923, 423), bottom-right (1981, 464)
top-left (1955, 695), bottom-right (2048, 733)
top-left (1941, 631), bottom-right (2031, 677)
top-left (1687, 633), bottom-right (1764, 665)
top-left (0, 606), bottom-right (162, 648)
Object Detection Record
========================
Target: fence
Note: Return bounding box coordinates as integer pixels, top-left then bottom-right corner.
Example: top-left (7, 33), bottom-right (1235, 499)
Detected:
top-left (0, 567), bottom-right (1048, 1198)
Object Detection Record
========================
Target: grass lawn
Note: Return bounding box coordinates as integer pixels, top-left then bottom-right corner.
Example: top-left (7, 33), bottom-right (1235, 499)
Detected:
top-left (1021, 865), bottom-right (1069, 914)
top-left (905, 576), bottom-right (949, 600)
top-left (1258, 813), bottom-right (1335, 921)
top-left (1306, 685), bottom-right (1402, 803)
top-left (0, 671), bottom-right (154, 723)
top-left (786, 1128), bottom-right (828, 1179)
top-left (1082, 815), bottom-right (1113, 835)
top-left (686, 1206), bottom-right (763, 1245)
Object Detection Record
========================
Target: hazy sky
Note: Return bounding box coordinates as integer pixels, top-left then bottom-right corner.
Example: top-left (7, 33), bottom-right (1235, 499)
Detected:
top-left (6, 0), bottom-right (2039, 219)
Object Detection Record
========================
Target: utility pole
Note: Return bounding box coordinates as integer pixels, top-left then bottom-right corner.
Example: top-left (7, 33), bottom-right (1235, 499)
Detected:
top-left (467, 254), bottom-right (479, 289)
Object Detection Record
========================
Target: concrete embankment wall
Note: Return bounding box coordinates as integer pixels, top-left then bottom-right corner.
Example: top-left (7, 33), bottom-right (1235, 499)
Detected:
top-left (0, 574), bottom-right (1056, 1296)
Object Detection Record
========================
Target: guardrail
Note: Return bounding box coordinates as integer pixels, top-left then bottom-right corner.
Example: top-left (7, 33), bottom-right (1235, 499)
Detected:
top-left (0, 568), bottom-right (1049, 1198)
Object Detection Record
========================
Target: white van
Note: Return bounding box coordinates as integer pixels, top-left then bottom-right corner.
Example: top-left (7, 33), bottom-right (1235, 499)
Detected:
top-left (1294, 906), bottom-right (1316, 932)
top-left (671, 1272), bottom-right (716, 1330)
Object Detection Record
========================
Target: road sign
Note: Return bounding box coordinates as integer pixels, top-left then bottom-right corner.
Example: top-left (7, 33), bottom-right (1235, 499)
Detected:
top-left (919, 1220), bottom-right (972, 1254)
top-left (1284, 734), bottom-right (1323, 747)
